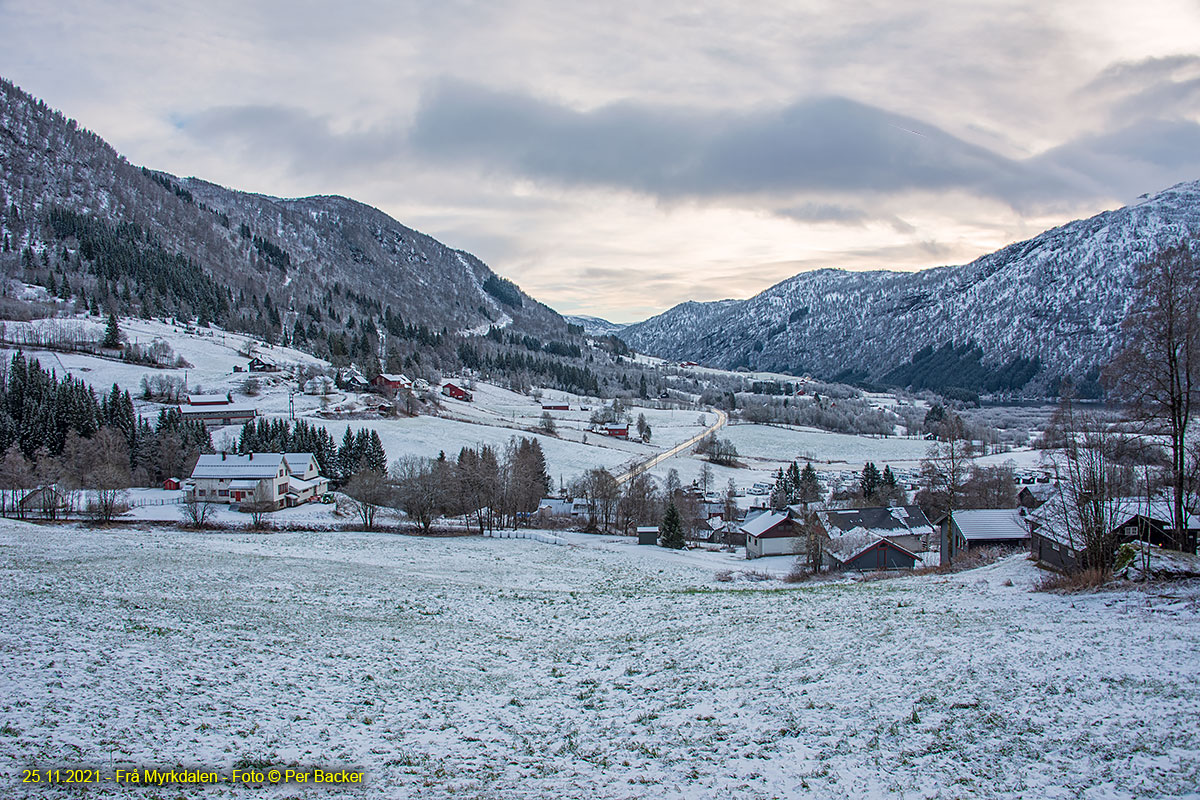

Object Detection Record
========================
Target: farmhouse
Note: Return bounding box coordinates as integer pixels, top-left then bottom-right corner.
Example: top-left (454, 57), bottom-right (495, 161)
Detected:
top-left (600, 423), bottom-right (629, 439)
top-left (373, 373), bottom-right (412, 392)
top-left (442, 382), bottom-right (473, 401)
top-left (937, 509), bottom-right (1031, 566)
top-left (338, 366), bottom-right (370, 392)
top-left (186, 453), bottom-right (329, 510)
top-left (178, 402), bottom-right (258, 430)
top-left (742, 511), bottom-right (804, 558)
top-left (246, 356), bottom-right (280, 372)
top-left (303, 375), bottom-right (336, 395)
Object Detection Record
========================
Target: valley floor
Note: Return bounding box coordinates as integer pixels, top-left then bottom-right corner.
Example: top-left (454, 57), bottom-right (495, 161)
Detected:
top-left (1, 522), bottom-right (1198, 799)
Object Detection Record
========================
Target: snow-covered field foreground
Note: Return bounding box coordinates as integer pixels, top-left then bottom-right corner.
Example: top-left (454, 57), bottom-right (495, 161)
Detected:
top-left (2, 522), bottom-right (1199, 799)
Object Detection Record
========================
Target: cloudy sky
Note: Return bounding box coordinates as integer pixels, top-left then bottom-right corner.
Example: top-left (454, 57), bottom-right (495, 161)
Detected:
top-left (3, 1), bottom-right (1200, 322)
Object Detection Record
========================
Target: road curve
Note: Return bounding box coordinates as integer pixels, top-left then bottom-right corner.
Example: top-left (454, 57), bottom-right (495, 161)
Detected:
top-left (614, 408), bottom-right (728, 485)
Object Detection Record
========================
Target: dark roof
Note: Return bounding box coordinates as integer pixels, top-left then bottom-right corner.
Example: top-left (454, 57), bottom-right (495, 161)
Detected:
top-left (819, 505), bottom-right (933, 535)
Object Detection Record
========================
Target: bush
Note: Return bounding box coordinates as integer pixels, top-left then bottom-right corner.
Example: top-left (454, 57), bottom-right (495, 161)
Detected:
top-left (1035, 567), bottom-right (1108, 593)
top-left (783, 560), bottom-right (811, 583)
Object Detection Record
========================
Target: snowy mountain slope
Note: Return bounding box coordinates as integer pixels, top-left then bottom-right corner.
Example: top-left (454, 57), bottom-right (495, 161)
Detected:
top-left (624, 182), bottom-right (1200, 393)
top-left (565, 314), bottom-right (628, 337)
top-left (0, 76), bottom-right (564, 337)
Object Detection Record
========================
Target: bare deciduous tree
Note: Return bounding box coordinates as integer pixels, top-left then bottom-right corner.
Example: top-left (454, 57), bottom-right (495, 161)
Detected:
top-left (1107, 244), bottom-right (1200, 553)
top-left (1041, 395), bottom-right (1134, 571)
top-left (180, 494), bottom-right (215, 528)
top-left (344, 469), bottom-right (393, 531)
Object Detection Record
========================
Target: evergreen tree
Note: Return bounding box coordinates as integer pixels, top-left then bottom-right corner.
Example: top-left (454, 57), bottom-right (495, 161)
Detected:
top-left (364, 430), bottom-right (387, 474)
top-left (102, 313), bottom-right (122, 348)
top-left (659, 501), bottom-right (685, 549)
top-left (798, 462), bottom-right (822, 504)
top-left (860, 462), bottom-right (882, 500)
top-left (786, 461), bottom-right (802, 502)
top-left (882, 465), bottom-right (898, 494)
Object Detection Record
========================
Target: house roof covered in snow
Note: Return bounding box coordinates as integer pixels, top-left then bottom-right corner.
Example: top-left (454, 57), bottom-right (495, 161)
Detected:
top-left (179, 403), bottom-right (259, 417)
top-left (187, 394), bottom-right (229, 405)
top-left (824, 532), bottom-right (920, 564)
top-left (947, 509), bottom-right (1030, 541)
top-left (191, 453), bottom-right (285, 479)
top-left (819, 506), bottom-right (933, 536)
top-left (740, 511), bottom-right (790, 538)
top-left (283, 453), bottom-right (318, 475)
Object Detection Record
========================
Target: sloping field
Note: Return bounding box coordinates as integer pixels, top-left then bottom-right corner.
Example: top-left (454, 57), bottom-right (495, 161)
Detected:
top-left (1, 522), bottom-right (1198, 799)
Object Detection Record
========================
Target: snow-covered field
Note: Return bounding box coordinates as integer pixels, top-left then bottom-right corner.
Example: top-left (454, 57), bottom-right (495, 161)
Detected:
top-left (2, 521), bottom-right (1198, 799)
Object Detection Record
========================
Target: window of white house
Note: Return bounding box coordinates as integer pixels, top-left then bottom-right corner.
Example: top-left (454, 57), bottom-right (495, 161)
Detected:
top-left (198, 489), bottom-right (206, 496)
top-left (219, 490), bottom-right (228, 497)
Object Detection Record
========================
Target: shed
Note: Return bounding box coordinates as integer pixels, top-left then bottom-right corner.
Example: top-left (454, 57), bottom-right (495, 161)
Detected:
top-left (636, 526), bottom-right (659, 545)
top-left (1018, 484), bottom-right (1056, 509)
top-left (163, 477), bottom-right (181, 490)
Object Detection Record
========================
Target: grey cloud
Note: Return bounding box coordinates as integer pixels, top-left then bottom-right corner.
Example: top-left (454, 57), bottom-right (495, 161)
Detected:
top-left (774, 203), bottom-right (916, 233)
top-left (775, 203), bottom-right (871, 225)
top-left (1079, 56), bottom-right (1200, 124)
top-left (178, 105), bottom-right (405, 177)
top-left (1033, 118), bottom-right (1200, 198)
top-left (409, 81), bottom-right (1057, 204)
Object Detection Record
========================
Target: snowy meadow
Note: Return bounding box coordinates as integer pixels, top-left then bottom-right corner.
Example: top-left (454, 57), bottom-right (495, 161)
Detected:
top-left (2, 521), bottom-right (1199, 799)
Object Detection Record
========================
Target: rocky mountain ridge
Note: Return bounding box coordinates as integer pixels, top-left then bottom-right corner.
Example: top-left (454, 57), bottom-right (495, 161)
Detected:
top-left (623, 181), bottom-right (1200, 395)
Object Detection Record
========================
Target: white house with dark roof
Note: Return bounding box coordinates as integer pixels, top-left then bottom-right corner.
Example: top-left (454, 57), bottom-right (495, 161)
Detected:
top-left (186, 453), bottom-right (328, 509)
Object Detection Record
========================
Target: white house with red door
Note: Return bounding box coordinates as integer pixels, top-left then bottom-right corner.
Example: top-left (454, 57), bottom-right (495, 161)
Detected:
top-left (186, 452), bottom-right (329, 510)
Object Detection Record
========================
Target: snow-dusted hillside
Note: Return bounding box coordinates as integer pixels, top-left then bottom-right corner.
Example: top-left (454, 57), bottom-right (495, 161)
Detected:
top-left (0, 77), bottom-right (564, 338)
top-left (624, 181), bottom-right (1200, 392)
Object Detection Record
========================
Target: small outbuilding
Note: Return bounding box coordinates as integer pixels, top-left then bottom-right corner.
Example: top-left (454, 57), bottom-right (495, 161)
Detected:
top-left (637, 526), bottom-right (659, 545)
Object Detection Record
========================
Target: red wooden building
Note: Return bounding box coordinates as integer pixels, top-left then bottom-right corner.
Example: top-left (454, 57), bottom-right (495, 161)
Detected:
top-left (442, 383), bottom-right (473, 402)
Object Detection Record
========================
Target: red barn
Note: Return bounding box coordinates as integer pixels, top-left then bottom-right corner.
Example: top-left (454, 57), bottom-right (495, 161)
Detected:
top-left (601, 423), bottom-right (629, 439)
top-left (442, 383), bottom-right (473, 402)
top-left (541, 404), bottom-right (569, 411)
